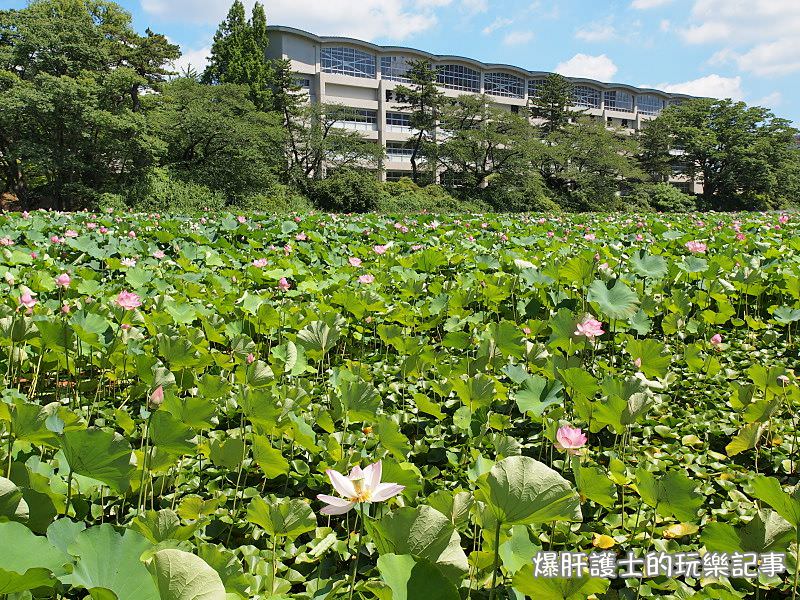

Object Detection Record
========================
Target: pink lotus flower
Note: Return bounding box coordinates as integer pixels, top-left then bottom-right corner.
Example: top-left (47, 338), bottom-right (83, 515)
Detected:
top-left (127, 230), bottom-right (136, 238)
top-left (50, 235), bottom-right (61, 244)
top-left (358, 274), bottom-right (375, 284)
top-left (317, 460), bottom-right (404, 515)
top-left (348, 257), bottom-right (362, 267)
top-left (153, 250), bottom-right (165, 259)
top-left (237, 216), bottom-right (247, 224)
top-left (0, 237), bottom-right (14, 246)
top-left (634, 357), bottom-right (642, 369)
top-left (120, 257), bottom-right (136, 267)
top-left (277, 277), bottom-right (291, 292)
top-left (584, 233), bottom-right (596, 241)
top-left (55, 273), bottom-right (71, 288)
top-left (779, 214), bottom-right (789, 224)
top-left (61, 304), bottom-right (70, 314)
top-left (547, 231), bottom-right (555, 238)
top-left (99, 227), bottom-right (108, 234)
top-left (64, 230), bottom-right (78, 238)
top-left (685, 241), bottom-right (707, 254)
top-left (149, 386), bottom-right (164, 410)
top-left (115, 290), bottom-right (142, 310)
top-left (411, 244), bottom-right (424, 251)
top-left (575, 317), bottom-right (604, 339)
top-left (710, 333), bottom-right (723, 347)
top-left (86, 222), bottom-right (97, 230)
top-left (19, 290), bottom-right (36, 309)
top-left (555, 425), bottom-right (588, 455)
top-left (30, 252), bottom-right (37, 259)
top-left (246, 353), bottom-right (255, 364)
top-left (296, 232), bottom-right (307, 241)
top-left (252, 258), bottom-right (268, 268)
top-left (736, 233), bottom-right (746, 241)
top-left (373, 245), bottom-right (388, 255)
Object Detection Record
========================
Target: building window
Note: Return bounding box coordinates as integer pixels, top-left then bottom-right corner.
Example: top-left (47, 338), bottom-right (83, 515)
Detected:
top-left (296, 77), bottom-right (311, 88)
top-left (672, 181), bottom-right (692, 193)
top-left (386, 170), bottom-right (411, 182)
top-left (484, 72), bottom-right (525, 98)
top-left (333, 108), bottom-right (377, 131)
top-left (528, 78), bottom-right (545, 99)
top-left (573, 85), bottom-right (601, 109)
top-left (386, 112), bottom-right (412, 132)
top-left (381, 56), bottom-right (412, 82)
top-left (436, 64), bottom-right (480, 92)
top-left (638, 94), bottom-right (665, 116)
top-left (604, 90), bottom-right (633, 112)
top-left (321, 46), bottom-right (376, 78)
top-left (621, 119), bottom-right (630, 128)
top-left (386, 141), bottom-right (414, 161)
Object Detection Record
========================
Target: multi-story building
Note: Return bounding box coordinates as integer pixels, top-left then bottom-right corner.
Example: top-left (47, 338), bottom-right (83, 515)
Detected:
top-left (266, 25), bottom-right (698, 189)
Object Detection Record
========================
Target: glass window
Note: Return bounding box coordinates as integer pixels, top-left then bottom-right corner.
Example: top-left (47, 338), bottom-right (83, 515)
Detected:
top-left (386, 142), bottom-right (414, 161)
top-left (321, 46), bottom-right (376, 78)
top-left (638, 94), bottom-right (665, 116)
top-left (386, 170), bottom-right (411, 181)
top-left (386, 112), bottom-right (412, 132)
top-left (603, 90), bottom-right (633, 112)
top-left (528, 78), bottom-right (545, 99)
top-left (381, 56), bottom-right (412, 82)
top-left (436, 64), bottom-right (480, 92)
top-left (484, 72), bottom-right (525, 98)
top-left (333, 108), bottom-right (377, 131)
top-left (573, 85), bottom-right (601, 109)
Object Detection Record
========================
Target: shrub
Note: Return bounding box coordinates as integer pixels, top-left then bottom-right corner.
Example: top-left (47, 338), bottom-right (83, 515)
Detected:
top-left (310, 169), bottom-right (384, 213)
top-left (377, 178), bottom-right (488, 213)
top-left (625, 183), bottom-right (697, 212)
top-left (233, 183), bottom-right (314, 213)
top-left (128, 168), bottom-right (225, 213)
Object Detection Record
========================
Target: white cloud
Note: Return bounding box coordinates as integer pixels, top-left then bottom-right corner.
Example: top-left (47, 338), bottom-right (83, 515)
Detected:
top-left (171, 46), bottom-right (210, 76)
top-left (659, 19), bottom-right (670, 32)
top-left (503, 31), bottom-right (534, 46)
top-left (681, 0), bottom-right (800, 77)
top-left (528, 0), bottom-right (560, 19)
top-left (753, 91), bottom-right (782, 108)
top-left (461, 0), bottom-right (488, 13)
top-left (482, 17), bottom-right (513, 35)
top-left (555, 54), bottom-right (618, 81)
top-left (575, 21), bottom-right (616, 42)
top-left (140, 0), bottom-right (443, 40)
top-left (631, 0), bottom-right (673, 8)
top-left (655, 74), bottom-right (744, 100)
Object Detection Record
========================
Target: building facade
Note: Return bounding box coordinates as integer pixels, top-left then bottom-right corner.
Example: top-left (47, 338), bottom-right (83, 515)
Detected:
top-left (266, 25), bottom-right (697, 189)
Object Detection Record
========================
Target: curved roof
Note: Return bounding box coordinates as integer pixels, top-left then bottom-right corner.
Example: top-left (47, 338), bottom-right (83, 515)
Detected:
top-left (268, 25), bottom-right (694, 100)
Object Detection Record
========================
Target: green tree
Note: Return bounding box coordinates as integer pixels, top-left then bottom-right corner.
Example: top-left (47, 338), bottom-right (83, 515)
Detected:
top-left (202, 1), bottom-right (272, 111)
top-left (0, 0), bottom-right (177, 208)
top-left (145, 78), bottom-right (285, 202)
top-left (534, 118), bottom-right (645, 211)
top-left (529, 73), bottom-right (576, 134)
top-left (651, 98), bottom-right (800, 210)
top-left (437, 95), bottom-right (535, 191)
top-left (284, 102), bottom-right (384, 194)
top-left (393, 59), bottom-right (444, 184)
top-left (637, 116), bottom-right (674, 183)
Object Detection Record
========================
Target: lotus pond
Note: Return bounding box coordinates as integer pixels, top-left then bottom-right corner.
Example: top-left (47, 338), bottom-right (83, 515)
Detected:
top-left (0, 210), bottom-right (798, 600)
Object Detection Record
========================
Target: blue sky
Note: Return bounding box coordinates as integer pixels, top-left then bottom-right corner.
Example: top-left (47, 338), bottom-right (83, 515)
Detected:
top-left (7, 0), bottom-right (800, 124)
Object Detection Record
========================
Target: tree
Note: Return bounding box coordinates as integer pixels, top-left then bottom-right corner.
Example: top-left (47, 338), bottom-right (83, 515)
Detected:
top-left (393, 59), bottom-right (444, 184)
top-left (202, 1), bottom-right (272, 111)
top-left (529, 73), bottom-right (576, 134)
top-left (437, 95), bottom-right (533, 191)
top-left (533, 118), bottom-right (645, 211)
top-left (0, 0), bottom-right (177, 208)
top-left (283, 103), bottom-right (384, 194)
top-left (145, 78), bottom-right (285, 202)
top-left (637, 116), bottom-right (674, 183)
top-left (651, 99), bottom-right (800, 210)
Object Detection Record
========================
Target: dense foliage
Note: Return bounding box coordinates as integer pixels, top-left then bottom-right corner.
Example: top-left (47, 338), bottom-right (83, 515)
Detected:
top-left (2, 1), bottom-right (799, 213)
top-left (0, 209), bottom-right (799, 599)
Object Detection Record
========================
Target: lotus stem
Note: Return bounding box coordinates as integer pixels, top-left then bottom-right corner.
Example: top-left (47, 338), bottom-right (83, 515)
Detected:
top-left (488, 518), bottom-right (502, 600)
top-left (348, 502), bottom-right (366, 600)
